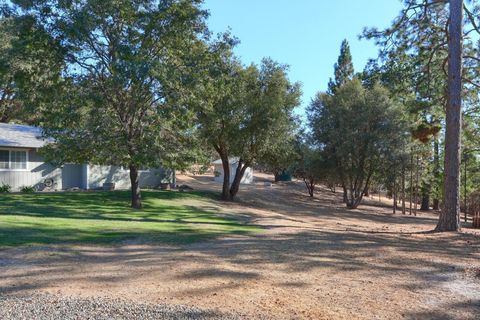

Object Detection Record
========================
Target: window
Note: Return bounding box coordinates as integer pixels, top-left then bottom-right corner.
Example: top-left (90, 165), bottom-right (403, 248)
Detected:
top-left (0, 150), bottom-right (28, 170)
top-left (11, 151), bottom-right (27, 169)
top-left (0, 150), bottom-right (8, 169)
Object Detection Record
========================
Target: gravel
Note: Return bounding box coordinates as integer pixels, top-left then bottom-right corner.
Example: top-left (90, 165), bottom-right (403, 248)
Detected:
top-left (0, 294), bottom-right (246, 320)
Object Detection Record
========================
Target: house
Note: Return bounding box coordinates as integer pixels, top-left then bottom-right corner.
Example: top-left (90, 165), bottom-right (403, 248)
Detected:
top-left (0, 123), bottom-right (172, 191)
top-left (212, 158), bottom-right (253, 185)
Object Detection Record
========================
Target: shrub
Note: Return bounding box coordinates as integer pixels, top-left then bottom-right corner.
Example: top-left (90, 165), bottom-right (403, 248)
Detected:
top-left (0, 183), bottom-right (11, 193)
top-left (20, 185), bottom-right (36, 193)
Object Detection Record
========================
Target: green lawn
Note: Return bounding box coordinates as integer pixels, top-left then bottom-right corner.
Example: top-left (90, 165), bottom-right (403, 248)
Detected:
top-left (0, 191), bottom-right (259, 247)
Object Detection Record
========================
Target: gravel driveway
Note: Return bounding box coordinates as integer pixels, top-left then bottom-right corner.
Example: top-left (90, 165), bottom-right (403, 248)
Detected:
top-left (0, 294), bottom-right (247, 320)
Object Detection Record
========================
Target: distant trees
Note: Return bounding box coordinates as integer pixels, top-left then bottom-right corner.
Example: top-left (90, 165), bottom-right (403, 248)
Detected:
top-left (292, 141), bottom-right (328, 197)
top-left (363, 0), bottom-right (480, 231)
top-left (309, 79), bottom-right (406, 209)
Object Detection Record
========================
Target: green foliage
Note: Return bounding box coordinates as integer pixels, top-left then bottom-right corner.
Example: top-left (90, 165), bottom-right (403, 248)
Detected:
top-left (291, 139), bottom-right (329, 197)
top-left (309, 79), bottom-right (407, 208)
top-left (194, 38), bottom-right (301, 199)
top-left (0, 191), bottom-right (259, 247)
top-left (0, 183), bottom-right (11, 193)
top-left (11, 0), bottom-right (212, 207)
top-left (327, 39), bottom-right (354, 94)
top-left (19, 185), bottom-right (35, 193)
top-left (0, 13), bottom-right (64, 124)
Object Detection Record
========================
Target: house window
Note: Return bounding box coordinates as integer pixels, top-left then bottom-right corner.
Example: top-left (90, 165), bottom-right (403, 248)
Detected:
top-left (0, 150), bottom-right (8, 169)
top-left (11, 151), bottom-right (27, 169)
top-left (0, 150), bottom-right (28, 170)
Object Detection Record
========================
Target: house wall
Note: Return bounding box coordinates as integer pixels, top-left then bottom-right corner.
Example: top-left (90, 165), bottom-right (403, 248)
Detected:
top-left (61, 164), bottom-right (84, 189)
top-left (0, 148), bottom-right (172, 191)
top-left (0, 149), bottom-right (62, 191)
top-left (86, 165), bottom-right (171, 190)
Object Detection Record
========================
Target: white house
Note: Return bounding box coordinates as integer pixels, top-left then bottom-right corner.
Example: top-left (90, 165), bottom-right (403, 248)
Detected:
top-left (212, 158), bottom-right (253, 185)
top-left (0, 123), bottom-right (172, 191)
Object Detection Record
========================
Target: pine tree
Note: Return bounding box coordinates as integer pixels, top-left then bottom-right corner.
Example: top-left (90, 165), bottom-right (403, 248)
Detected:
top-left (327, 39), bottom-right (354, 94)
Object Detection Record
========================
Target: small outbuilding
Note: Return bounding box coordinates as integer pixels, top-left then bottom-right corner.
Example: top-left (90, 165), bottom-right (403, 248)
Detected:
top-left (212, 158), bottom-right (253, 185)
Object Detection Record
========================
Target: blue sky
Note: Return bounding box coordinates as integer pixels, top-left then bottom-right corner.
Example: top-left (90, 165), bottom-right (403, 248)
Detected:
top-left (203, 0), bottom-right (403, 117)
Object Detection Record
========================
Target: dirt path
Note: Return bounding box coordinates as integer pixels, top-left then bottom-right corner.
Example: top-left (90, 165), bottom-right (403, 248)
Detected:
top-left (1, 173), bottom-right (479, 319)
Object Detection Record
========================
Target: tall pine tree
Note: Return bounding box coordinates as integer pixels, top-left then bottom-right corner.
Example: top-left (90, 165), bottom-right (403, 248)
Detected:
top-left (327, 39), bottom-right (354, 94)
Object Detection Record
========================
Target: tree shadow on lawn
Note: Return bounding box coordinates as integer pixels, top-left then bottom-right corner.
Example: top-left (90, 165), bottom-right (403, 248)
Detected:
top-left (0, 190), bottom-right (258, 247)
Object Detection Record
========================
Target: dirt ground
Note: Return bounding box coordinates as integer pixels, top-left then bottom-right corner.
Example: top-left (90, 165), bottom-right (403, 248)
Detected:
top-left (1, 173), bottom-right (479, 319)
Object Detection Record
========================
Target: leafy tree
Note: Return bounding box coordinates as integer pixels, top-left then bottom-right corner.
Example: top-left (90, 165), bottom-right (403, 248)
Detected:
top-left (257, 135), bottom-right (299, 182)
top-left (0, 13), bottom-right (64, 123)
top-left (196, 43), bottom-right (301, 200)
top-left (15, 0), bottom-right (209, 208)
top-left (292, 141), bottom-right (329, 197)
top-left (327, 39), bottom-right (354, 94)
top-left (309, 79), bottom-right (407, 209)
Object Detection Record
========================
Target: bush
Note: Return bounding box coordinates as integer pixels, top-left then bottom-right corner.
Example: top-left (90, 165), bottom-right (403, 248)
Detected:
top-left (20, 185), bottom-right (36, 193)
top-left (0, 183), bottom-right (11, 193)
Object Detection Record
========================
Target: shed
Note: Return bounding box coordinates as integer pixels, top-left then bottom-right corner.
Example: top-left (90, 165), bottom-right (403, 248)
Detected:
top-left (212, 158), bottom-right (253, 185)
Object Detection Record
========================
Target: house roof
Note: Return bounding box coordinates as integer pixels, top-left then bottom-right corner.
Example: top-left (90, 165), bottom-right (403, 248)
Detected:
top-left (0, 123), bottom-right (49, 149)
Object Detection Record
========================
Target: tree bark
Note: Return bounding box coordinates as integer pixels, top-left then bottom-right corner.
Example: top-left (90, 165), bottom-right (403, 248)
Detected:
top-left (304, 178), bottom-right (315, 197)
top-left (436, 0), bottom-right (463, 232)
top-left (432, 138), bottom-right (440, 210)
top-left (414, 154), bottom-right (419, 216)
top-left (220, 153), bottom-right (230, 201)
top-left (410, 152), bottom-right (413, 215)
top-left (129, 164), bottom-right (142, 209)
top-left (393, 161), bottom-right (397, 214)
top-left (228, 159), bottom-right (249, 201)
top-left (402, 161), bottom-right (406, 214)
top-left (345, 173), bottom-right (372, 209)
top-left (421, 193), bottom-right (430, 211)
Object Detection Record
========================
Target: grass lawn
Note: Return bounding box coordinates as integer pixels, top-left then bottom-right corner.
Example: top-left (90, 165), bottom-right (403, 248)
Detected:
top-left (0, 190), bottom-right (259, 247)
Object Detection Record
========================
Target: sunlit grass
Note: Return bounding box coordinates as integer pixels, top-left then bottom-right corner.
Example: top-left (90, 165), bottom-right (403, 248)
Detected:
top-left (0, 191), bottom-right (259, 247)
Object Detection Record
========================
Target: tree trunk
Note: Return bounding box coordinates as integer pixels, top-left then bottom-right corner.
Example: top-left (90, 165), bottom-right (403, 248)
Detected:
top-left (414, 154), bottom-right (419, 216)
top-left (393, 161), bottom-right (397, 214)
top-left (129, 165), bottom-right (142, 209)
top-left (229, 159), bottom-right (248, 200)
top-left (432, 138), bottom-right (440, 210)
top-left (304, 178), bottom-right (315, 197)
top-left (464, 153), bottom-right (468, 223)
top-left (346, 174), bottom-right (371, 209)
top-left (410, 152), bottom-right (413, 215)
top-left (421, 193), bottom-right (430, 211)
top-left (436, 0), bottom-right (463, 232)
top-left (402, 161), bottom-right (406, 214)
top-left (220, 154), bottom-right (231, 200)
top-left (342, 185), bottom-right (348, 203)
